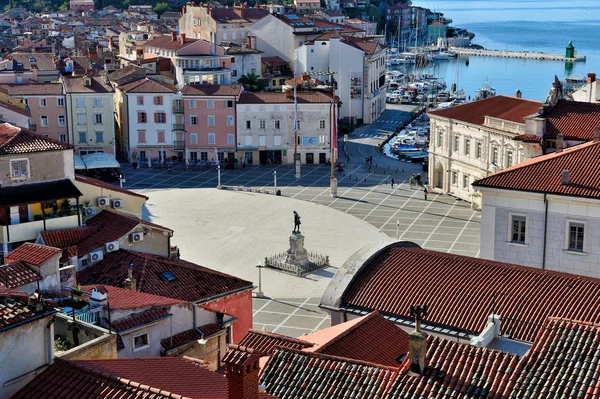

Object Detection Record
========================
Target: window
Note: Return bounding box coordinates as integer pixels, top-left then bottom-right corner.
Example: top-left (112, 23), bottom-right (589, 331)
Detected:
top-left (319, 135), bottom-right (326, 145)
top-left (153, 96), bottom-right (163, 105)
top-left (437, 131), bottom-right (443, 146)
top-left (93, 97), bottom-right (102, 107)
top-left (274, 135), bottom-right (281, 146)
top-left (190, 151), bottom-right (198, 161)
top-left (157, 131), bottom-right (165, 143)
top-left (225, 100), bottom-right (234, 108)
top-left (245, 135), bottom-right (252, 146)
top-left (58, 115), bottom-right (65, 126)
top-left (296, 120), bottom-right (301, 130)
top-left (217, 152), bottom-right (224, 162)
top-left (222, 32), bottom-right (227, 41)
top-left (320, 120), bottom-right (326, 129)
top-left (207, 100), bottom-right (214, 109)
top-left (59, 133), bottom-right (67, 142)
top-left (95, 114), bottom-right (103, 124)
top-left (200, 152), bottom-right (208, 161)
top-left (259, 120), bottom-right (265, 129)
top-left (10, 159), bottom-right (29, 179)
top-left (95, 132), bottom-right (104, 143)
top-left (155, 112), bottom-right (166, 123)
top-left (492, 147), bottom-right (499, 164)
top-left (464, 138), bottom-right (470, 156)
top-left (77, 97), bottom-right (85, 108)
top-left (138, 112), bottom-right (147, 123)
top-left (453, 136), bottom-right (459, 152)
top-left (189, 116), bottom-right (197, 126)
top-left (190, 134), bottom-right (198, 144)
top-left (189, 99), bottom-right (196, 108)
top-left (567, 221), bottom-right (585, 252)
top-left (78, 114), bottom-right (86, 125)
top-left (274, 120), bottom-right (280, 129)
top-left (39, 98), bottom-right (47, 108)
top-left (227, 134), bottom-right (234, 145)
top-left (78, 132), bottom-right (87, 143)
top-left (40, 115), bottom-right (48, 127)
top-left (138, 131), bottom-right (146, 143)
top-left (476, 142), bottom-right (482, 159)
top-left (246, 120), bottom-right (251, 129)
top-left (226, 115), bottom-right (234, 127)
top-left (208, 133), bottom-right (215, 145)
top-left (452, 171), bottom-right (458, 185)
top-left (133, 333), bottom-right (149, 350)
top-left (208, 115), bottom-right (215, 127)
top-left (136, 96), bottom-right (143, 106)
top-left (57, 97), bottom-right (64, 107)
top-left (259, 135), bottom-right (266, 146)
top-left (139, 150), bottom-right (146, 161)
top-left (510, 215), bottom-right (527, 244)
top-left (462, 174), bottom-right (469, 189)
top-left (506, 151), bottom-right (514, 168)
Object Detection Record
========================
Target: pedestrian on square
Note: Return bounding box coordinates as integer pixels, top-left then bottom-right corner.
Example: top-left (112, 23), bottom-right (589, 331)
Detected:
top-left (391, 178), bottom-right (395, 189)
top-left (416, 173), bottom-right (422, 186)
top-left (424, 187), bottom-right (428, 200)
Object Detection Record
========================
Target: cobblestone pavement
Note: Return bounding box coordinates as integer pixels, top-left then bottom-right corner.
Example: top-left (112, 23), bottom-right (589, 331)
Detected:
top-left (252, 297), bottom-right (330, 338)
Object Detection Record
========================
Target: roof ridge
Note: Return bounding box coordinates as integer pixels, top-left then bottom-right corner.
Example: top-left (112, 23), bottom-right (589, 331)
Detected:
top-left (312, 311), bottom-right (380, 353)
top-left (247, 329), bottom-right (314, 347)
top-left (271, 346), bottom-right (401, 371)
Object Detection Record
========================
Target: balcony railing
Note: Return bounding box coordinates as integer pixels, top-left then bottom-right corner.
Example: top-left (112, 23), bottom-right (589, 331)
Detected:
top-left (173, 123), bottom-right (184, 130)
top-left (173, 141), bottom-right (185, 150)
top-left (1, 214), bottom-right (79, 243)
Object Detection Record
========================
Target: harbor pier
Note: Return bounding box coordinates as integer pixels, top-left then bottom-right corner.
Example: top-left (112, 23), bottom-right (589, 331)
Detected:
top-left (450, 47), bottom-right (586, 62)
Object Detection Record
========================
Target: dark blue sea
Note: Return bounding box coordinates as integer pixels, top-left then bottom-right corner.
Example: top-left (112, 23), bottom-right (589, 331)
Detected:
top-left (411, 0), bottom-right (600, 101)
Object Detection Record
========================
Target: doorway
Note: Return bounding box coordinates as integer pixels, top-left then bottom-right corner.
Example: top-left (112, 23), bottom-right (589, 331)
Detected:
top-left (319, 153), bottom-right (327, 164)
top-left (306, 153), bottom-right (314, 164)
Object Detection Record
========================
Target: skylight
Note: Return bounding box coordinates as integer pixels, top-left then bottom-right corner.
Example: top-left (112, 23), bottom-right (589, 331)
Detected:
top-left (160, 271), bottom-right (176, 282)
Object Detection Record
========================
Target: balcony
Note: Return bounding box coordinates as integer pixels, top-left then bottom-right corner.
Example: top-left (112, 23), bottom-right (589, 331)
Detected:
top-left (173, 123), bottom-right (185, 130)
top-left (173, 107), bottom-right (184, 114)
top-left (0, 214), bottom-right (79, 244)
top-left (173, 141), bottom-right (185, 150)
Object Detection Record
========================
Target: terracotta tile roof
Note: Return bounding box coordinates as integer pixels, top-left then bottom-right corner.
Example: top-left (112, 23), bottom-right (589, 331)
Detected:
top-left (111, 307), bottom-right (171, 332)
top-left (5, 243), bottom-right (61, 266)
top-left (211, 7), bottom-right (269, 23)
top-left (344, 36), bottom-right (382, 55)
top-left (119, 77), bottom-right (177, 93)
top-left (223, 344), bottom-right (262, 366)
top-left (386, 336), bottom-right (519, 398)
top-left (75, 174), bottom-right (149, 200)
top-left (261, 56), bottom-right (288, 67)
top-left (339, 247), bottom-right (600, 343)
top-left (62, 75), bottom-right (114, 93)
top-left (513, 133), bottom-right (542, 143)
top-left (0, 261), bottom-right (41, 289)
top-left (77, 250), bottom-right (253, 303)
top-left (40, 225), bottom-right (100, 262)
top-left (239, 91), bottom-right (333, 104)
top-left (302, 312), bottom-right (409, 367)
top-left (428, 95), bottom-right (542, 127)
top-left (13, 357), bottom-right (230, 399)
top-left (11, 53), bottom-right (57, 70)
top-left (81, 284), bottom-right (183, 310)
top-left (108, 64), bottom-right (147, 85)
top-left (238, 329), bottom-right (314, 354)
top-left (0, 179), bottom-right (81, 207)
top-left (0, 82), bottom-right (63, 96)
top-left (544, 100), bottom-right (600, 140)
top-left (181, 84), bottom-right (243, 97)
top-left (473, 140), bottom-right (600, 199)
top-left (0, 123), bottom-right (73, 154)
top-left (0, 288), bottom-right (56, 332)
top-left (260, 347), bottom-right (399, 398)
top-left (161, 323), bottom-right (223, 350)
top-left (144, 34), bottom-right (198, 51)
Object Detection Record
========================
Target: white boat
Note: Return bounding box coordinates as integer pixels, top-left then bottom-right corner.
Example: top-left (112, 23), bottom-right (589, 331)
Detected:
top-left (432, 52), bottom-right (450, 61)
top-left (475, 78), bottom-right (496, 101)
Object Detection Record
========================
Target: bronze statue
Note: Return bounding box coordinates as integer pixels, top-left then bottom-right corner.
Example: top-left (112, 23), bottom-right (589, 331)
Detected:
top-left (293, 211), bottom-right (301, 233)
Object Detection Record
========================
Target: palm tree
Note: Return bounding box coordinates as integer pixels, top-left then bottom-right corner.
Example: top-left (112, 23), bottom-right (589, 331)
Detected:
top-left (238, 73), bottom-right (265, 92)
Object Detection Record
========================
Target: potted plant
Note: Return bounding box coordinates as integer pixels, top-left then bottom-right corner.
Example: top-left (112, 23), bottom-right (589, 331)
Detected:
top-left (72, 284), bottom-right (83, 297)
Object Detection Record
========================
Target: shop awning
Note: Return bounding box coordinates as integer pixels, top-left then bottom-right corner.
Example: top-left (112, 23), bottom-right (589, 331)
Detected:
top-left (0, 179), bottom-right (82, 207)
top-left (81, 153), bottom-right (120, 170)
top-left (74, 155), bottom-right (86, 170)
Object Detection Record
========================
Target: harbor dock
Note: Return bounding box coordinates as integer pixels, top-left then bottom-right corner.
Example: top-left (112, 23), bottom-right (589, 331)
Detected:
top-left (450, 47), bottom-right (586, 62)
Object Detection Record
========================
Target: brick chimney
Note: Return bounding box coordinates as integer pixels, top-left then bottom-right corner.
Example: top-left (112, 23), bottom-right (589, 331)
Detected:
top-left (224, 345), bottom-right (261, 399)
top-left (180, 33), bottom-right (186, 45)
top-left (123, 263), bottom-right (137, 291)
top-left (171, 31), bottom-right (177, 42)
top-left (588, 72), bottom-right (596, 84)
top-left (234, 3), bottom-right (244, 17)
top-left (556, 133), bottom-right (564, 153)
top-left (594, 126), bottom-right (600, 141)
top-left (408, 304), bottom-right (428, 375)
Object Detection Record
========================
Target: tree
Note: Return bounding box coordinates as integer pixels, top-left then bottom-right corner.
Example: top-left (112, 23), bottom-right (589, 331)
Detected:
top-left (153, 2), bottom-right (172, 15)
top-left (238, 73), bottom-right (265, 92)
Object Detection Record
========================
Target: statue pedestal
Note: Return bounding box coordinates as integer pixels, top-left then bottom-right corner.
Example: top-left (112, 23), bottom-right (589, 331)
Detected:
top-left (286, 232), bottom-right (309, 266)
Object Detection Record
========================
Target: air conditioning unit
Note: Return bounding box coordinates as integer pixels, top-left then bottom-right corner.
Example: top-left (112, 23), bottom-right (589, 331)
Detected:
top-left (130, 232), bottom-right (143, 243)
top-left (89, 250), bottom-right (104, 262)
top-left (85, 206), bottom-right (97, 216)
top-left (111, 198), bottom-right (124, 209)
top-left (97, 197), bottom-right (110, 207)
top-left (105, 241), bottom-right (119, 252)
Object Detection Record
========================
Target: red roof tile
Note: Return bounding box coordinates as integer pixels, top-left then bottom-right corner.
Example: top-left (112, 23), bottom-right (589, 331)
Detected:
top-left (428, 95), bottom-right (542, 127)
top-left (261, 56), bottom-right (288, 67)
top-left (238, 330), bottom-right (314, 354)
top-left (513, 133), bottom-right (542, 143)
top-left (13, 357), bottom-right (230, 399)
top-left (5, 243), bottom-right (61, 266)
top-left (76, 174), bottom-right (149, 199)
top-left (239, 91), bottom-right (334, 104)
top-left (0, 82), bottom-right (63, 95)
top-left (545, 100), bottom-right (600, 140)
top-left (181, 84), bottom-right (243, 97)
top-left (111, 308), bottom-right (171, 332)
top-left (81, 284), bottom-right (183, 310)
top-left (144, 34), bottom-right (199, 51)
top-left (0, 288), bottom-right (56, 331)
top-left (77, 250), bottom-right (253, 303)
top-left (473, 140), bottom-right (600, 199)
top-left (40, 225), bottom-right (100, 262)
top-left (119, 77), bottom-right (177, 93)
top-left (339, 247), bottom-right (600, 343)
top-left (0, 261), bottom-right (42, 289)
top-left (305, 312), bottom-right (409, 367)
top-left (0, 122), bottom-right (73, 154)
top-left (211, 7), bottom-right (269, 23)
top-left (161, 323), bottom-right (223, 350)
top-left (223, 344), bottom-right (263, 366)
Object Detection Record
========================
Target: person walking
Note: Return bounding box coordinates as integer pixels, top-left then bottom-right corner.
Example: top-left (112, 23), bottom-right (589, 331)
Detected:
top-left (391, 178), bottom-right (395, 189)
top-left (424, 187), bottom-right (428, 200)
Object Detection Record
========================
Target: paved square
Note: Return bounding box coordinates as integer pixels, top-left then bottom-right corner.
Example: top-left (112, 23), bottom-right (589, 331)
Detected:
top-left (252, 297), bottom-right (331, 338)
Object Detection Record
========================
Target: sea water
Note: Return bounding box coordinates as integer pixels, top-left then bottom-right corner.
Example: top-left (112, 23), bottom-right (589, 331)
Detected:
top-left (408, 0), bottom-right (600, 101)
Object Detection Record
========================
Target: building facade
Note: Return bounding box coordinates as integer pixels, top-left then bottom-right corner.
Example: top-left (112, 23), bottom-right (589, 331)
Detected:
top-left (294, 0), bottom-right (321, 13)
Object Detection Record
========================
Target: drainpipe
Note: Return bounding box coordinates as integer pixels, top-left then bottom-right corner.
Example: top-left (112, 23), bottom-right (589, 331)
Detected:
top-left (192, 302), bottom-right (205, 343)
top-left (542, 193), bottom-right (548, 269)
top-left (46, 315), bottom-right (56, 366)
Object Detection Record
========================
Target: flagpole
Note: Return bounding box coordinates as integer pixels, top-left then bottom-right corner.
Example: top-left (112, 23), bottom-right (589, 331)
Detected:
top-left (330, 75), bottom-right (338, 197)
top-left (294, 50), bottom-right (300, 179)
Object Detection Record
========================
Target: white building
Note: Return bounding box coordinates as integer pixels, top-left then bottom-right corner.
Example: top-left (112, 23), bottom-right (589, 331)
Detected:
top-left (474, 133), bottom-right (600, 278)
top-left (570, 72), bottom-right (599, 103)
top-left (427, 95), bottom-right (543, 205)
top-left (223, 41), bottom-right (263, 81)
top-left (236, 91), bottom-right (333, 165)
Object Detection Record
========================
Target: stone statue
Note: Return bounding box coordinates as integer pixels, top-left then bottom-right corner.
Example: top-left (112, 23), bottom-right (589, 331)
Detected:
top-left (545, 75), bottom-right (564, 106)
top-left (293, 211), bottom-right (301, 234)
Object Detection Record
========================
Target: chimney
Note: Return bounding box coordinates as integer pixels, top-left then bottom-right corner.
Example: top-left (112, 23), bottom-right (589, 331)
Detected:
top-left (246, 35), bottom-right (252, 49)
top-left (514, 89), bottom-right (522, 98)
top-left (108, 36), bottom-right (114, 51)
top-left (180, 33), bottom-right (186, 45)
top-left (408, 304), bottom-right (428, 375)
top-left (171, 31), bottom-right (177, 42)
top-left (556, 133), bottom-right (564, 153)
top-left (588, 72), bottom-right (596, 84)
top-left (594, 126), bottom-right (600, 141)
top-left (124, 263), bottom-right (137, 291)
top-left (561, 170), bottom-right (570, 185)
top-left (224, 345), bottom-right (261, 399)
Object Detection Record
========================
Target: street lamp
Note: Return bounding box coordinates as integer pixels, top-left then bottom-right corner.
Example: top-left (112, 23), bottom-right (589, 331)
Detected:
top-left (273, 170), bottom-right (277, 194)
top-left (255, 264), bottom-right (264, 298)
top-left (293, 50), bottom-right (301, 179)
top-left (217, 164), bottom-right (221, 189)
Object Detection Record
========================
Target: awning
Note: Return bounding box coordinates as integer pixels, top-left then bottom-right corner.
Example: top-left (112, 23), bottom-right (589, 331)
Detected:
top-left (74, 155), bottom-right (86, 170)
top-left (0, 179), bottom-right (82, 207)
top-left (81, 153), bottom-right (120, 170)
